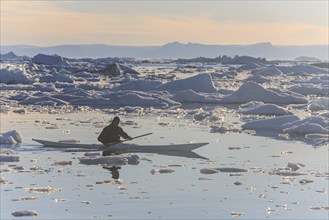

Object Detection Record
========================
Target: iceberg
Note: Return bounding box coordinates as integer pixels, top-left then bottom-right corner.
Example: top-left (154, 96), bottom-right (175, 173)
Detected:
top-left (239, 102), bottom-right (292, 115)
top-left (0, 130), bottom-right (23, 145)
top-left (157, 73), bottom-right (217, 93)
top-left (172, 89), bottom-right (221, 103)
top-left (104, 90), bottom-right (181, 108)
top-left (279, 116), bottom-right (329, 135)
top-left (308, 98), bottom-right (329, 112)
top-left (220, 81), bottom-right (307, 104)
top-left (32, 54), bottom-right (70, 66)
top-left (111, 79), bottom-right (162, 92)
top-left (241, 115), bottom-right (300, 130)
top-left (0, 65), bottom-right (34, 84)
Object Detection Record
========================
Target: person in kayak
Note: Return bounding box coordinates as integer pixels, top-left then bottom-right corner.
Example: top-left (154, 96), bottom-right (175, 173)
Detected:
top-left (98, 116), bottom-right (132, 145)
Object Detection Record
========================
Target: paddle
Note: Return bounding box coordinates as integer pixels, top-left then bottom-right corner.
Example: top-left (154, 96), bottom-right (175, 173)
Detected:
top-left (121, 132), bottom-right (153, 143)
top-left (105, 132), bottom-right (153, 146)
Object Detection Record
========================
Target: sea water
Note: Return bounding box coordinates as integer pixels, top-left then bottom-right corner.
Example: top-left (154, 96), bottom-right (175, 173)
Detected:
top-left (1, 111), bottom-right (328, 219)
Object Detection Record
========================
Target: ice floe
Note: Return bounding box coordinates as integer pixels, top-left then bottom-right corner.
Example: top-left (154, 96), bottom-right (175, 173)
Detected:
top-left (150, 168), bottom-right (175, 174)
top-left (0, 155), bottom-right (20, 162)
top-left (25, 186), bottom-right (62, 194)
top-left (242, 115), bottom-right (300, 131)
top-left (111, 79), bottom-right (162, 92)
top-left (308, 98), bottom-right (329, 112)
top-left (219, 82), bottom-right (307, 104)
top-left (289, 84), bottom-right (329, 96)
top-left (11, 210), bottom-right (38, 217)
top-left (157, 73), bottom-right (217, 93)
top-left (287, 162), bottom-right (305, 171)
top-left (279, 116), bottom-right (329, 135)
top-left (0, 130), bottom-right (23, 145)
top-left (32, 54), bottom-right (70, 66)
top-left (239, 101), bottom-right (292, 115)
top-left (0, 65), bottom-right (34, 84)
top-left (242, 115), bottom-right (329, 141)
top-left (172, 89), bottom-right (221, 103)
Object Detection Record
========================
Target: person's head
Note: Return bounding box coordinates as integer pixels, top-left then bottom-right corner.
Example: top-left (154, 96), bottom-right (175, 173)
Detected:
top-left (111, 116), bottom-right (120, 126)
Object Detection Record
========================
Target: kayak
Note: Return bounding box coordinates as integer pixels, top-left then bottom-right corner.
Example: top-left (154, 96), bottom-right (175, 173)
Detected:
top-left (32, 138), bottom-right (208, 151)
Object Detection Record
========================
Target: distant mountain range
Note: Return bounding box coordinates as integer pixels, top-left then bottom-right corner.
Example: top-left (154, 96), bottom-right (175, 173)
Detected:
top-left (1, 42), bottom-right (328, 60)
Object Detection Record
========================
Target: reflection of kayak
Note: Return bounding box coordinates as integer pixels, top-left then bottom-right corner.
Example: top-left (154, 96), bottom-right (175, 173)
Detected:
top-left (32, 139), bottom-right (208, 153)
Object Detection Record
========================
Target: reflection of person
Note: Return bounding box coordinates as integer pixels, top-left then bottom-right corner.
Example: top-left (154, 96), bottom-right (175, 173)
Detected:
top-left (103, 166), bottom-right (120, 179)
top-left (98, 116), bottom-right (132, 145)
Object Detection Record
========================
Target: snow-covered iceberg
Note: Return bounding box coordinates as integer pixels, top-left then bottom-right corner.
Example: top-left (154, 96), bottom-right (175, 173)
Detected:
top-left (239, 101), bottom-right (292, 115)
top-left (279, 116), bottom-right (329, 135)
top-left (308, 98), bottom-right (329, 112)
top-left (32, 54), bottom-right (70, 66)
top-left (289, 84), bottom-right (329, 96)
top-left (172, 89), bottom-right (221, 103)
top-left (242, 115), bottom-right (329, 137)
top-left (157, 73), bottom-right (217, 93)
top-left (111, 79), bottom-right (162, 92)
top-left (0, 65), bottom-right (34, 84)
top-left (220, 82), bottom-right (307, 104)
top-left (104, 90), bottom-right (181, 108)
top-left (0, 130), bottom-right (23, 145)
top-left (241, 115), bottom-right (300, 130)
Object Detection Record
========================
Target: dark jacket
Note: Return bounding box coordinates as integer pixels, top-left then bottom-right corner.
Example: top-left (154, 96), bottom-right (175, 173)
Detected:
top-left (98, 124), bottom-right (130, 145)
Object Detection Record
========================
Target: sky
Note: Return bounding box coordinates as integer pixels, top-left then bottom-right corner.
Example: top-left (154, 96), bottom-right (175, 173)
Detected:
top-left (1, 0), bottom-right (328, 46)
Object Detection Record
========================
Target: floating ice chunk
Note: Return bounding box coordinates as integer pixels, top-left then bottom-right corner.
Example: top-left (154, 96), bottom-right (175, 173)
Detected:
top-left (25, 186), bottom-right (61, 194)
top-left (111, 79), bottom-right (162, 92)
top-left (283, 123), bottom-right (329, 135)
top-left (39, 74), bottom-right (74, 83)
top-left (53, 161), bottom-right (72, 166)
top-left (32, 54), bottom-right (70, 66)
top-left (272, 171), bottom-right (306, 176)
top-left (216, 168), bottom-right (248, 173)
top-left (252, 66), bottom-right (282, 76)
top-left (20, 196), bottom-right (39, 201)
top-left (278, 116), bottom-right (329, 135)
top-left (299, 179), bottom-right (314, 184)
top-left (105, 90), bottom-right (180, 108)
top-left (19, 96), bottom-right (68, 106)
top-left (0, 178), bottom-right (9, 184)
top-left (172, 89), bottom-right (221, 103)
top-left (287, 162), bottom-right (305, 171)
top-left (220, 81), bottom-right (307, 104)
top-left (0, 130), bottom-right (23, 144)
top-left (84, 152), bottom-right (102, 157)
top-left (0, 136), bottom-right (16, 145)
top-left (150, 168), bottom-right (175, 174)
top-left (157, 73), bottom-right (217, 93)
top-left (125, 154), bottom-right (141, 165)
top-left (277, 64), bottom-right (328, 75)
top-left (239, 102), bottom-right (291, 116)
top-left (231, 211), bottom-right (245, 217)
top-left (305, 133), bottom-right (329, 140)
top-left (11, 210), bottom-right (38, 217)
top-left (200, 168), bottom-right (219, 174)
top-left (0, 65), bottom-right (34, 84)
top-left (0, 150), bottom-right (16, 155)
top-left (279, 117), bottom-right (328, 130)
top-left (239, 63), bottom-right (262, 71)
top-left (308, 98), bottom-right (329, 112)
top-left (289, 85), bottom-right (329, 96)
top-left (242, 115), bottom-right (299, 131)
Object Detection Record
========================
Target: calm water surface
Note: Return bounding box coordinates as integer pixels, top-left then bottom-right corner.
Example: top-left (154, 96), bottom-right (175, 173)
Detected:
top-left (1, 112), bottom-right (328, 219)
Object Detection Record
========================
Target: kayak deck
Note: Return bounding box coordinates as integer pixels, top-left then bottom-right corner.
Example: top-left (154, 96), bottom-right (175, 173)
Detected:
top-left (32, 138), bottom-right (208, 151)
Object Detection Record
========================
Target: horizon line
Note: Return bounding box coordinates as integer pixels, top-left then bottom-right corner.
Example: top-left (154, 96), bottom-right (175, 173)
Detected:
top-left (2, 41), bottom-right (329, 48)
